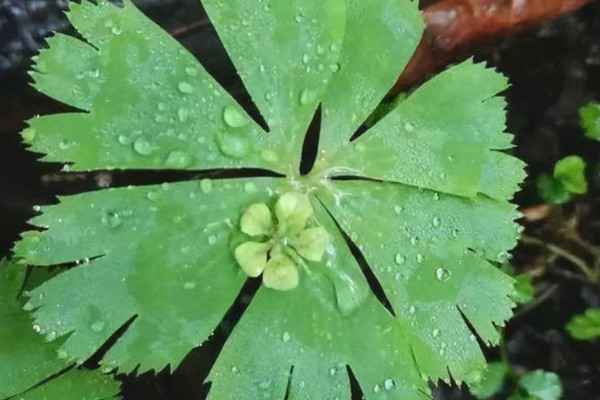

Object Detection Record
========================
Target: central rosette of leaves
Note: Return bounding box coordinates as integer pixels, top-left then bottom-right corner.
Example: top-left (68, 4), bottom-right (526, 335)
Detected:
top-left (234, 192), bottom-right (330, 291)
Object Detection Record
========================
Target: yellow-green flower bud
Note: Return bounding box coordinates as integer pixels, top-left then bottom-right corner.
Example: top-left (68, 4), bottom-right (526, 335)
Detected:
top-left (234, 241), bottom-right (271, 277)
top-left (275, 192), bottom-right (313, 234)
top-left (240, 203), bottom-right (273, 236)
top-left (291, 227), bottom-right (330, 261)
top-left (262, 254), bottom-right (299, 291)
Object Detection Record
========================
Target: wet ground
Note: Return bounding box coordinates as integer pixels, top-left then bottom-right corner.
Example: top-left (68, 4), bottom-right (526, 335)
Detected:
top-left (1, 1), bottom-right (600, 399)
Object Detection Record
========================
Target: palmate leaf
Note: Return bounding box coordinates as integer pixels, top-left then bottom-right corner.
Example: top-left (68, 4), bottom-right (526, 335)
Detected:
top-left (14, 0), bottom-right (525, 398)
top-left (0, 260), bottom-right (121, 400)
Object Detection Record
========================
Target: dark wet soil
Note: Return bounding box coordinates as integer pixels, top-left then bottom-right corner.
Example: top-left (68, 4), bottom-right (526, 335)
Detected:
top-left (1, 1), bottom-right (600, 399)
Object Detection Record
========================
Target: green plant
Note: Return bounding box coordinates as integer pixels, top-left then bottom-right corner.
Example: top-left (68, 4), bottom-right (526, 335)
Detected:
top-left (536, 155), bottom-right (587, 205)
top-left (0, 260), bottom-right (120, 399)
top-left (566, 308), bottom-right (600, 340)
top-left (579, 102), bottom-right (600, 141)
top-left (11, 0), bottom-right (526, 398)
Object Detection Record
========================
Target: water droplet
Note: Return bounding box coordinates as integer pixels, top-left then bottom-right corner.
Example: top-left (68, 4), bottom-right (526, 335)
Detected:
top-left (329, 367), bottom-right (336, 376)
top-left (33, 205), bottom-right (42, 212)
top-left (435, 267), bottom-right (451, 282)
top-left (409, 305), bottom-right (416, 314)
top-left (177, 108), bottom-right (189, 122)
top-left (89, 69), bottom-right (100, 78)
top-left (183, 281), bottom-right (196, 290)
top-left (58, 140), bottom-right (70, 150)
top-left (260, 149), bottom-right (279, 163)
top-left (118, 134), bottom-right (131, 145)
top-left (302, 53), bottom-right (310, 64)
top-left (470, 334), bottom-right (477, 342)
top-left (102, 211), bottom-right (123, 229)
top-left (22, 128), bottom-right (36, 141)
top-left (404, 122), bottom-right (414, 131)
top-left (23, 301), bottom-right (35, 311)
top-left (200, 179), bottom-right (213, 193)
top-left (165, 150), bottom-right (192, 168)
top-left (216, 131), bottom-right (251, 158)
top-left (433, 192), bottom-right (440, 201)
top-left (208, 235), bottom-right (217, 245)
top-left (299, 88), bottom-right (316, 106)
top-left (394, 254), bottom-right (405, 265)
top-left (33, 324), bottom-right (42, 333)
top-left (373, 384), bottom-right (381, 393)
top-left (111, 26), bottom-right (122, 35)
top-left (432, 217), bottom-right (441, 227)
top-left (244, 182), bottom-right (257, 193)
top-left (384, 378), bottom-right (395, 390)
top-left (91, 321), bottom-right (105, 333)
top-left (395, 272), bottom-right (402, 281)
top-left (185, 66), bottom-right (198, 76)
top-left (45, 331), bottom-right (57, 342)
top-left (178, 81), bottom-right (194, 94)
top-left (231, 366), bottom-right (239, 374)
top-left (410, 236), bottom-right (419, 246)
top-left (432, 328), bottom-right (440, 338)
top-left (298, 381), bottom-right (306, 388)
top-left (157, 102), bottom-right (167, 111)
top-left (330, 63), bottom-right (341, 72)
top-left (416, 253), bottom-right (424, 263)
top-left (330, 44), bottom-right (339, 52)
top-left (133, 135), bottom-right (156, 155)
top-left (282, 331), bottom-right (291, 342)
top-left (223, 105), bottom-right (249, 128)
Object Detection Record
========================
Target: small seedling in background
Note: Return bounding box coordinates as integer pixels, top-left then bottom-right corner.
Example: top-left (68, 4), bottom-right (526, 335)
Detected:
top-left (579, 102), bottom-right (600, 141)
top-left (536, 155), bottom-right (587, 204)
top-left (566, 308), bottom-right (600, 341)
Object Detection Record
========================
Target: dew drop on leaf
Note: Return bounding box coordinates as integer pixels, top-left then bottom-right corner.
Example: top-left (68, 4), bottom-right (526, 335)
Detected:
top-left (177, 108), bottom-right (189, 122)
top-left (373, 384), bottom-right (381, 393)
top-left (200, 179), bottom-right (213, 193)
top-left (299, 88), bottom-right (315, 106)
top-left (282, 331), bottom-right (291, 343)
top-left (409, 305), bottom-right (416, 314)
top-left (208, 235), bottom-right (218, 245)
top-left (432, 328), bottom-right (440, 338)
top-left (435, 267), bottom-right (451, 282)
top-left (394, 254), bottom-right (405, 265)
top-left (102, 211), bottom-right (123, 230)
top-left (45, 331), bottom-right (57, 342)
top-left (91, 321), bottom-right (105, 333)
top-left (260, 149), bottom-right (279, 163)
top-left (177, 81), bottom-right (194, 94)
top-left (384, 378), bottom-right (395, 390)
top-left (164, 150), bottom-right (192, 168)
top-left (329, 367), bottom-right (336, 376)
top-left (185, 66), bottom-right (198, 76)
top-left (183, 281), bottom-right (196, 290)
top-left (133, 135), bottom-right (156, 155)
top-left (216, 132), bottom-right (251, 158)
top-left (223, 105), bottom-right (249, 128)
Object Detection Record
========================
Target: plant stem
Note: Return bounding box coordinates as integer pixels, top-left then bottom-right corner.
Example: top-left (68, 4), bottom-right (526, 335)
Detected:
top-left (520, 235), bottom-right (598, 283)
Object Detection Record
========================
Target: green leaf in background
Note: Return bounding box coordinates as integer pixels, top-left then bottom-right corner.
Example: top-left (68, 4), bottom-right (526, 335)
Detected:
top-left (470, 362), bottom-right (508, 399)
top-left (566, 308), bottom-right (600, 340)
top-left (519, 370), bottom-right (562, 400)
top-left (0, 259), bottom-right (121, 399)
top-left (536, 173), bottom-right (571, 205)
top-left (513, 274), bottom-right (535, 305)
top-left (553, 155), bottom-right (587, 195)
top-left (13, 0), bottom-right (526, 397)
top-left (500, 264), bottom-right (535, 305)
top-left (579, 102), bottom-right (600, 141)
